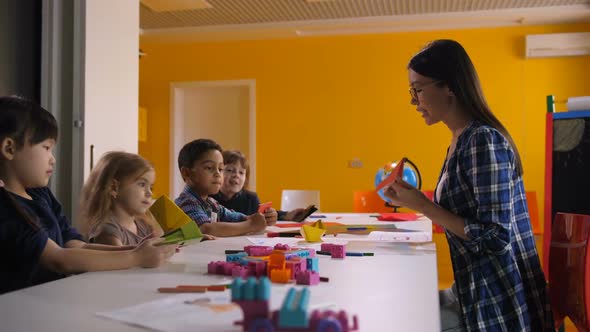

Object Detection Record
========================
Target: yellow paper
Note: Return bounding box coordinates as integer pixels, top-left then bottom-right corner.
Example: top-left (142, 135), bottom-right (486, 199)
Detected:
top-left (149, 195), bottom-right (192, 233)
top-left (300, 220), bottom-right (326, 242)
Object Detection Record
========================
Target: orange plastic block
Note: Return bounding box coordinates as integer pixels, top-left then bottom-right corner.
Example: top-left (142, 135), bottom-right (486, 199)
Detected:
top-left (270, 268), bottom-right (292, 283)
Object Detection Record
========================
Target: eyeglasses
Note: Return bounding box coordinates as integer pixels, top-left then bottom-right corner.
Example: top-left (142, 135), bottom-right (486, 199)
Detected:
top-left (409, 80), bottom-right (442, 102)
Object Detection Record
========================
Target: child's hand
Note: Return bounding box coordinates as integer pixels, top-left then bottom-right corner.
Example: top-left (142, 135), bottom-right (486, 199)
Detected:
top-left (284, 208), bottom-right (306, 221)
top-left (201, 234), bottom-right (216, 241)
top-left (263, 208), bottom-right (278, 226)
top-left (133, 237), bottom-right (176, 268)
top-left (247, 213), bottom-right (267, 233)
top-left (0, 179), bottom-right (4, 187)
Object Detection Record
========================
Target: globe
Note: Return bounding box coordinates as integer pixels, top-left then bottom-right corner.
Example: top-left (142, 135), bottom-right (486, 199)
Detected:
top-left (374, 160), bottom-right (421, 204)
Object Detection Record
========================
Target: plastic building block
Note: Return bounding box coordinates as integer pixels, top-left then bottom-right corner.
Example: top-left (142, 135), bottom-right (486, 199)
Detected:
top-left (208, 261), bottom-right (222, 274)
top-left (278, 288), bottom-right (310, 329)
top-left (274, 243), bottom-right (291, 251)
top-left (231, 277), bottom-right (271, 330)
top-left (331, 245), bottom-right (346, 259)
top-left (306, 257), bottom-right (319, 272)
top-left (320, 243), bottom-right (334, 252)
top-left (223, 262), bottom-right (237, 275)
top-left (247, 260), bottom-right (267, 278)
top-left (244, 277), bottom-right (257, 300)
top-left (231, 279), bottom-right (359, 332)
top-left (295, 270), bottom-right (320, 285)
top-left (231, 278), bottom-right (244, 300)
top-left (232, 265), bottom-right (249, 279)
top-left (244, 245), bottom-right (273, 256)
top-left (256, 276), bottom-right (271, 301)
top-left (331, 246), bottom-right (346, 259)
top-left (286, 257), bottom-right (306, 279)
top-left (227, 252), bottom-right (248, 263)
top-left (270, 268), bottom-right (291, 283)
top-left (267, 252), bottom-right (286, 277)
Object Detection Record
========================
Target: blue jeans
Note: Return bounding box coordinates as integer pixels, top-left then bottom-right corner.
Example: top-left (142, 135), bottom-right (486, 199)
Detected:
top-left (440, 283), bottom-right (465, 332)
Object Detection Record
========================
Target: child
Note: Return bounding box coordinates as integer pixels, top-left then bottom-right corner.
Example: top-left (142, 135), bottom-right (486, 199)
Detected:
top-left (175, 139), bottom-right (276, 237)
top-left (211, 150), bottom-right (306, 221)
top-left (0, 96), bottom-right (176, 294)
top-left (79, 152), bottom-right (164, 246)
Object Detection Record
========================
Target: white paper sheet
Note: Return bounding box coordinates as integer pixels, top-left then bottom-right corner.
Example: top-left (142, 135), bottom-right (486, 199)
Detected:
top-left (96, 287), bottom-right (337, 332)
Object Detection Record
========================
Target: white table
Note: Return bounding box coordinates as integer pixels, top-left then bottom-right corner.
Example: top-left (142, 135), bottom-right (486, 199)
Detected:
top-left (0, 217), bottom-right (440, 332)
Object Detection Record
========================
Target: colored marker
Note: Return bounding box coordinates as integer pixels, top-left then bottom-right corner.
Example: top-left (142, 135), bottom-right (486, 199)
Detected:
top-left (267, 232), bottom-right (300, 238)
top-left (346, 227), bottom-right (369, 231)
top-left (316, 251), bottom-right (332, 256)
top-left (225, 249), bottom-right (245, 254)
top-left (345, 252), bottom-right (364, 257)
top-left (158, 286), bottom-right (206, 293)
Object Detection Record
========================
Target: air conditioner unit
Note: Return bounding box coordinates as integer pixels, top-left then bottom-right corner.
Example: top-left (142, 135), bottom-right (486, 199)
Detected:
top-left (526, 32), bottom-right (590, 58)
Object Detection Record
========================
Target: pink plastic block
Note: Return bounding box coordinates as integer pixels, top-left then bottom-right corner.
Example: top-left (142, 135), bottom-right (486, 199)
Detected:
top-left (223, 262), bottom-right (238, 275)
top-left (321, 243), bottom-right (334, 252)
top-left (274, 243), bottom-right (291, 251)
top-left (232, 265), bottom-right (249, 279)
top-left (244, 245), bottom-right (273, 256)
top-left (247, 260), bottom-right (267, 277)
top-left (295, 270), bottom-right (320, 285)
top-left (286, 257), bottom-right (306, 279)
top-left (208, 261), bottom-right (223, 274)
top-left (331, 244), bottom-right (346, 259)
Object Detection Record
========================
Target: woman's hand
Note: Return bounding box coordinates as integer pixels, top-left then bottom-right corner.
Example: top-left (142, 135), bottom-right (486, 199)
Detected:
top-left (383, 179), bottom-right (432, 213)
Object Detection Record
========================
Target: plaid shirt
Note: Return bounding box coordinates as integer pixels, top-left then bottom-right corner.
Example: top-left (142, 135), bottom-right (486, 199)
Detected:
top-left (175, 186), bottom-right (246, 226)
top-left (435, 122), bottom-right (552, 331)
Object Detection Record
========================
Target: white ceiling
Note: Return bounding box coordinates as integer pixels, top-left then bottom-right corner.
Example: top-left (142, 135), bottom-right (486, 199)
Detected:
top-left (139, 0), bottom-right (590, 42)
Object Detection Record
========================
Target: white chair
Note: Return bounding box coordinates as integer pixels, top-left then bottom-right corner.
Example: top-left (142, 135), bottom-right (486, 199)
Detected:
top-left (280, 190), bottom-right (321, 211)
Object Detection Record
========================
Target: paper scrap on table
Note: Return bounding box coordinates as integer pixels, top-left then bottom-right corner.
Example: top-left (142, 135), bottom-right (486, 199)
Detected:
top-left (96, 293), bottom-right (239, 332)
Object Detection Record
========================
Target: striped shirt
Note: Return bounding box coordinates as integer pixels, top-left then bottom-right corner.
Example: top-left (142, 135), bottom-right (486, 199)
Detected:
top-left (435, 121), bottom-right (552, 331)
top-left (175, 186), bottom-right (246, 227)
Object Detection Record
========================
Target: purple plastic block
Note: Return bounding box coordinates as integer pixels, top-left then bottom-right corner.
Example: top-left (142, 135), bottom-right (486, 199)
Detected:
top-left (331, 244), bottom-right (346, 259)
top-left (247, 260), bottom-right (267, 277)
top-left (233, 300), bottom-right (270, 330)
top-left (337, 310), bottom-right (350, 331)
top-left (320, 243), bottom-right (334, 252)
top-left (232, 265), bottom-right (249, 279)
top-left (295, 270), bottom-right (320, 285)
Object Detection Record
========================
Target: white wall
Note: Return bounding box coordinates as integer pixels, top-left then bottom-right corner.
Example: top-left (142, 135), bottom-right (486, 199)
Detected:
top-left (171, 85), bottom-right (251, 198)
top-left (83, 0), bottom-right (139, 178)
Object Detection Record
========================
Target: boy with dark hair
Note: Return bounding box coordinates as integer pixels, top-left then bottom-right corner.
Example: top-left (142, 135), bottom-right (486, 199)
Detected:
top-left (175, 139), bottom-right (275, 237)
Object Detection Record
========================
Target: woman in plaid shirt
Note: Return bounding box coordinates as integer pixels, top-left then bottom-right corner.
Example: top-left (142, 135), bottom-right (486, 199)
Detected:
top-left (385, 40), bottom-right (552, 331)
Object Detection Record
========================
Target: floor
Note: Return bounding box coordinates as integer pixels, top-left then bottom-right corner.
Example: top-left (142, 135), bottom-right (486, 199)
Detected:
top-left (433, 233), bottom-right (577, 331)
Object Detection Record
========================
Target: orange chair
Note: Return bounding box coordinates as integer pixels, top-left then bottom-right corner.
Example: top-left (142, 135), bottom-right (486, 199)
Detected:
top-left (352, 191), bottom-right (391, 213)
top-left (549, 212), bottom-right (590, 331)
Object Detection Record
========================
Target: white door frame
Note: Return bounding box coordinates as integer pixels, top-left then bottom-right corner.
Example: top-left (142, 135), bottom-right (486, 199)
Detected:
top-left (170, 79), bottom-right (257, 197)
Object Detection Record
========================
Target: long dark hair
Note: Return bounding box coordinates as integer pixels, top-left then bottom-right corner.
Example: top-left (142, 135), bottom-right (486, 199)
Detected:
top-left (408, 39), bottom-right (523, 176)
top-left (0, 96), bottom-right (59, 229)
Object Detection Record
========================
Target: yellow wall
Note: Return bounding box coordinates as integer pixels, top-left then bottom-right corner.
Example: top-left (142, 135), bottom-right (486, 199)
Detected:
top-left (139, 23), bottom-right (590, 228)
